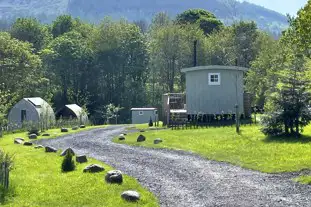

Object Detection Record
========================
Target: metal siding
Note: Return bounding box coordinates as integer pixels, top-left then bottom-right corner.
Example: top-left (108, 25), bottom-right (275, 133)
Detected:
top-left (8, 99), bottom-right (40, 127)
top-left (186, 69), bottom-right (244, 115)
top-left (131, 110), bottom-right (159, 124)
top-left (8, 98), bottom-right (56, 128)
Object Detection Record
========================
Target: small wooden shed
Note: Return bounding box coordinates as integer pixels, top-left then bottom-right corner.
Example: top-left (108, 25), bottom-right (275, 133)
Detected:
top-left (8, 97), bottom-right (55, 128)
top-left (56, 104), bottom-right (88, 124)
top-left (131, 108), bottom-right (158, 124)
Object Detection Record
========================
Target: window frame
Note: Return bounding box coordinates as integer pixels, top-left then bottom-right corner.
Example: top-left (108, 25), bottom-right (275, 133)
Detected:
top-left (208, 73), bottom-right (221, 86)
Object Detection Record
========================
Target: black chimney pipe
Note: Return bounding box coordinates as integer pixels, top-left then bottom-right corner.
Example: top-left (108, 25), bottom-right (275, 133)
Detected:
top-left (193, 40), bottom-right (197, 67)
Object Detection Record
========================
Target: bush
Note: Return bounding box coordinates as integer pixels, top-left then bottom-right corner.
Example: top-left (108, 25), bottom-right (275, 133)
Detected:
top-left (148, 117), bottom-right (153, 127)
top-left (61, 151), bottom-right (75, 172)
top-left (260, 112), bottom-right (284, 136)
top-left (26, 122), bottom-right (40, 135)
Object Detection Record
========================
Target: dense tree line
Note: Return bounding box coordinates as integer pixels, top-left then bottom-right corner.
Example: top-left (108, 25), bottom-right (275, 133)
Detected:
top-left (0, 8), bottom-right (304, 127)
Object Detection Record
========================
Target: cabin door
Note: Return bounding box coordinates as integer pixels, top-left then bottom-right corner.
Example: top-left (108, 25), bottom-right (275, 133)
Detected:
top-left (21, 110), bottom-right (27, 122)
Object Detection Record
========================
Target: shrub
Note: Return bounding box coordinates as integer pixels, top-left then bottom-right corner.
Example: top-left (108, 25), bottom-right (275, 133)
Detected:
top-left (260, 112), bottom-right (284, 136)
top-left (26, 122), bottom-right (40, 135)
top-left (61, 151), bottom-right (75, 172)
top-left (148, 117), bottom-right (153, 127)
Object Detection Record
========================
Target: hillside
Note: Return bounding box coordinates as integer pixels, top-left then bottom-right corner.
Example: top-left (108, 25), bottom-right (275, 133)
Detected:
top-left (0, 0), bottom-right (288, 33)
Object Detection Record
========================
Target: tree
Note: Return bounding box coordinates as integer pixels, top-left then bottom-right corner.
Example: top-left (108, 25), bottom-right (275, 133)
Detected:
top-left (0, 32), bottom-right (46, 103)
top-left (262, 55), bottom-right (311, 136)
top-left (246, 33), bottom-right (279, 107)
top-left (261, 17), bottom-right (311, 136)
top-left (150, 12), bottom-right (171, 30)
top-left (42, 31), bottom-right (94, 109)
top-left (89, 19), bottom-right (149, 123)
top-left (206, 26), bottom-right (236, 65)
top-left (294, 2), bottom-right (311, 56)
top-left (61, 150), bottom-right (75, 172)
top-left (102, 104), bottom-right (124, 124)
top-left (0, 85), bottom-right (11, 137)
top-left (176, 9), bottom-right (223, 35)
top-left (51, 15), bottom-right (79, 38)
top-left (10, 18), bottom-right (52, 52)
top-left (232, 21), bottom-right (259, 68)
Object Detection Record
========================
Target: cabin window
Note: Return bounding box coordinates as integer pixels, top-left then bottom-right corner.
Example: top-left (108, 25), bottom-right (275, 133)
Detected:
top-left (139, 111), bottom-right (144, 116)
top-left (208, 73), bottom-right (221, 85)
top-left (21, 110), bottom-right (27, 122)
top-left (155, 110), bottom-right (158, 115)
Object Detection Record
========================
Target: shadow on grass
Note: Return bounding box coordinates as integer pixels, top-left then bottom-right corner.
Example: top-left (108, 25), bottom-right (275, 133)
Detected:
top-left (264, 134), bottom-right (311, 144)
top-left (0, 186), bottom-right (14, 205)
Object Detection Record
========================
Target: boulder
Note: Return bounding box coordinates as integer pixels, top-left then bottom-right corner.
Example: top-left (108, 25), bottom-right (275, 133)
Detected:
top-left (121, 191), bottom-right (140, 202)
top-left (83, 164), bottom-right (105, 173)
top-left (105, 170), bottom-right (123, 184)
top-left (23, 142), bottom-right (33, 146)
top-left (154, 138), bottom-right (163, 144)
top-left (14, 138), bottom-right (24, 144)
top-left (72, 126), bottom-right (79, 130)
top-left (137, 135), bottom-right (146, 142)
top-left (60, 148), bottom-right (75, 156)
top-left (34, 145), bottom-right (44, 149)
top-left (119, 135), bottom-right (126, 141)
top-left (80, 125), bottom-right (86, 129)
top-left (61, 128), bottom-right (69, 133)
top-left (76, 155), bottom-right (88, 163)
top-left (42, 133), bottom-right (50, 137)
top-left (45, 146), bottom-right (57, 153)
top-left (28, 134), bottom-right (37, 139)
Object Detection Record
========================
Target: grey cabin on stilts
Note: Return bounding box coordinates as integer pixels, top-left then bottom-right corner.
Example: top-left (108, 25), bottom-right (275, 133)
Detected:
top-left (8, 97), bottom-right (55, 128)
top-left (181, 65), bottom-right (251, 119)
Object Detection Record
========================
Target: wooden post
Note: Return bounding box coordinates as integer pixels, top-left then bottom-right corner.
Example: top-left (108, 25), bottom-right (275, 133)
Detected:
top-left (235, 104), bottom-right (240, 133)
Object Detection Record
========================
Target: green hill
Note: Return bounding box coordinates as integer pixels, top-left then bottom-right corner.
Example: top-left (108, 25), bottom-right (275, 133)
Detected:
top-left (0, 0), bottom-right (288, 34)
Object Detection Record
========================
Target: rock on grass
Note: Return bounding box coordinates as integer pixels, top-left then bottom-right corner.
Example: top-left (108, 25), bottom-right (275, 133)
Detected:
top-left (45, 146), bottom-right (57, 153)
top-left (83, 164), bottom-right (104, 173)
top-left (137, 135), bottom-right (146, 142)
top-left (105, 170), bottom-right (123, 184)
top-left (121, 191), bottom-right (140, 202)
top-left (76, 155), bottom-right (88, 163)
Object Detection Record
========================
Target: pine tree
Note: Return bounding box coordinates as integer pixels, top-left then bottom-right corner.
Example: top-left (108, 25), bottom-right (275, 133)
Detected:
top-left (61, 151), bottom-right (75, 172)
top-left (262, 54), bottom-right (311, 136)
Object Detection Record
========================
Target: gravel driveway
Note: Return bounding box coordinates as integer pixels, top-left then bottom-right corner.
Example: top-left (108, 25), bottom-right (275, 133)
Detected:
top-left (36, 126), bottom-right (311, 207)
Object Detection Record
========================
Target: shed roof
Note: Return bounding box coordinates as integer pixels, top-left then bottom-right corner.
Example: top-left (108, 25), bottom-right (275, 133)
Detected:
top-left (23, 97), bottom-right (54, 116)
top-left (181, 65), bottom-right (249, 73)
top-left (131, 108), bottom-right (157, 111)
top-left (25, 97), bottom-right (46, 107)
top-left (65, 104), bottom-right (84, 117)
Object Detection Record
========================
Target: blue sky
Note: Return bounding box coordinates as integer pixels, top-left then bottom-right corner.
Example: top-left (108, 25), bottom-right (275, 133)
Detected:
top-left (241, 0), bottom-right (308, 15)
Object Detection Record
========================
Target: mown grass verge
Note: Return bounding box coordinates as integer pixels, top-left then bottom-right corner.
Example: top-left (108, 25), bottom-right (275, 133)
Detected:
top-left (0, 126), bottom-right (159, 206)
top-left (115, 124), bottom-right (311, 174)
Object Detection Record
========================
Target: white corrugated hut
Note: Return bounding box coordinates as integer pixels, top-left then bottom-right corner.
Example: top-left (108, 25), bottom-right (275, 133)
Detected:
top-left (56, 104), bottom-right (88, 124)
top-left (8, 97), bottom-right (55, 128)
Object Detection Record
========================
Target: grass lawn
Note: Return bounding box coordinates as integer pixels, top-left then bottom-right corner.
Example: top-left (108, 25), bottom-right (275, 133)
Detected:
top-left (295, 176), bottom-right (311, 184)
top-left (115, 124), bottom-right (311, 174)
top-left (0, 127), bottom-right (158, 207)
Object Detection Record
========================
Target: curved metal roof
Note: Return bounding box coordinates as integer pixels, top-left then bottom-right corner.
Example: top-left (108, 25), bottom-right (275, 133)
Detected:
top-left (65, 104), bottom-right (84, 117)
top-left (181, 65), bottom-right (249, 73)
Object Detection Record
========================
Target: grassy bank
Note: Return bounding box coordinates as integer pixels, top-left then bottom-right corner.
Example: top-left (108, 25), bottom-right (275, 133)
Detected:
top-left (0, 127), bottom-right (158, 206)
top-left (115, 125), bottom-right (311, 174)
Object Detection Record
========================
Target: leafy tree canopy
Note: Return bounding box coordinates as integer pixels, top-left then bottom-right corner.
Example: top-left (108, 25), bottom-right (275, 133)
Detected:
top-left (176, 9), bottom-right (223, 35)
top-left (10, 18), bottom-right (52, 52)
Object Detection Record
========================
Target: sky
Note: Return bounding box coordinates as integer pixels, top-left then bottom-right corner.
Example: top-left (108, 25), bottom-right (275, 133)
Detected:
top-left (241, 0), bottom-right (308, 15)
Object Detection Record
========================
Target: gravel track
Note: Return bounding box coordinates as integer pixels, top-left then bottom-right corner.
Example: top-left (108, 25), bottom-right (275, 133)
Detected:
top-left (36, 126), bottom-right (311, 207)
